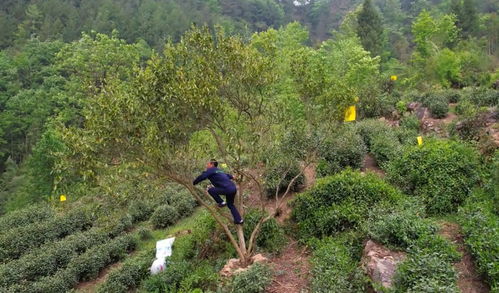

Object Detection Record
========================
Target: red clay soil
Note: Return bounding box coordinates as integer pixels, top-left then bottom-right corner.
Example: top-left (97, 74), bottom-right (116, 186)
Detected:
top-left (439, 221), bottom-right (490, 293)
top-left (266, 238), bottom-right (311, 293)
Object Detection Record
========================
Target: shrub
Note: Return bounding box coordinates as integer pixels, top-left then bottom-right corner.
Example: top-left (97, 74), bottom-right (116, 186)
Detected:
top-left (28, 267), bottom-right (79, 293)
top-left (386, 139), bottom-right (481, 215)
top-left (10, 234), bottom-right (137, 293)
top-left (449, 110), bottom-right (488, 141)
top-left (367, 201), bottom-right (437, 250)
top-left (310, 237), bottom-right (367, 292)
top-left (68, 234), bottom-right (137, 281)
top-left (422, 92), bottom-right (449, 118)
top-left (141, 260), bottom-right (217, 292)
top-left (137, 227), bottom-right (152, 240)
top-left (108, 214), bottom-right (133, 238)
top-left (151, 204), bottom-right (179, 229)
top-left (292, 169), bottom-right (402, 238)
top-left (439, 89), bottom-right (461, 103)
top-left (394, 252), bottom-right (459, 292)
top-left (158, 186), bottom-right (197, 218)
top-left (244, 209), bottom-right (286, 253)
top-left (459, 190), bottom-right (499, 289)
top-left (0, 209), bottom-right (94, 262)
top-left (0, 228), bottom-right (109, 287)
top-left (128, 200), bottom-right (154, 223)
top-left (97, 249), bottom-right (154, 293)
top-left (355, 119), bottom-right (393, 150)
top-left (0, 204), bottom-right (53, 233)
top-left (316, 126), bottom-right (367, 177)
top-left (370, 133), bottom-right (402, 167)
top-left (454, 99), bottom-right (478, 116)
top-left (358, 92), bottom-right (398, 118)
top-left (395, 127), bottom-right (419, 146)
top-left (462, 88), bottom-right (499, 107)
top-left (399, 114), bottom-right (420, 132)
top-left (171, 195), bottom-right (197, 218)
top-left (263, 159), bottom-right (304, 197)
top-left (229, 263), bottom-right (273, 293)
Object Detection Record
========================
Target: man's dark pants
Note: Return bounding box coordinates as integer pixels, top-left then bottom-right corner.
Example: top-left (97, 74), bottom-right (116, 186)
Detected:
top-left (208, 186), bottom-right (242, 223)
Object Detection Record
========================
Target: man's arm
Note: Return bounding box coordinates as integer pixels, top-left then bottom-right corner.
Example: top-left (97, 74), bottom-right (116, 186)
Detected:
top-left (193, 169), bottom-right (215, 185)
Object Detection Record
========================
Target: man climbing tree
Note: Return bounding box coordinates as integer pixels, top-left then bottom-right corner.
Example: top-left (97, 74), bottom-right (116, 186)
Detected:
top-left (193, 159), bottom-right (244, 224)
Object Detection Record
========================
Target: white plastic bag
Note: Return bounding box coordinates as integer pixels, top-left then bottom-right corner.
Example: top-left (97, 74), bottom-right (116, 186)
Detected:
top-left (150, 237), bottom-right (175, 275)
top-left (150, 257), bottom-right (166, 275)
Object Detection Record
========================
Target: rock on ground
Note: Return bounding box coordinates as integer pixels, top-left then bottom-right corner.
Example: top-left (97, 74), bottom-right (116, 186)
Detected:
top-left (361, 240), bottom-right (406, 292)
top-left (220, 253), bottom-right (268, 278)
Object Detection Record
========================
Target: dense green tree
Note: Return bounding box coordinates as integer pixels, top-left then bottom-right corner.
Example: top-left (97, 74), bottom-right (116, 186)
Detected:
top-left (357, 0), bottom-right (384, 57)
top-left (58, 27), bottom-right (312, 265)
top-left (451, 0), bottom-right (479, 38)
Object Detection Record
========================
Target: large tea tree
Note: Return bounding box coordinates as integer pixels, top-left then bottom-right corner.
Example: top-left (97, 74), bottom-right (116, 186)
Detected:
top-left (60, 26), bottom-right (314, 265)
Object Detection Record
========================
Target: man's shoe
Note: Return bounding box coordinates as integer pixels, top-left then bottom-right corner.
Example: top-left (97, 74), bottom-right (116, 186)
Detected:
top-left (217, 201), bottom-right (227, 208)
top-left (234, 219), bottom-right (244, 225)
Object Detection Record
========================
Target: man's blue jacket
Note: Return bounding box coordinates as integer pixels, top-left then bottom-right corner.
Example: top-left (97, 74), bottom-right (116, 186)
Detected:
top-left (193, 167), bottom-right (236, 189)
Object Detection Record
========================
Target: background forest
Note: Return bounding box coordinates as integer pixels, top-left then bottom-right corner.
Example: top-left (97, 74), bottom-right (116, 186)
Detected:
top-left (0, 0), bottom-right (498, 292)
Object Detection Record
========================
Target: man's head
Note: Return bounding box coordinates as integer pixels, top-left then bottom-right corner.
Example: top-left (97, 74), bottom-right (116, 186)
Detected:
top-left (207, 159), bottom-right (218, 168)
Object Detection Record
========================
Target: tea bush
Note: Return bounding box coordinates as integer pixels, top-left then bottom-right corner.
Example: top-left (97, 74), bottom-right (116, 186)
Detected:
top-left (421, 92), bottom-right (449, 118)
top-left (394, 251), bottom-right (459, 292)
top-left (151, 204), bottom-right (179, 229)
top-left (358, 92), bottom-right (398, 118)
top-left (459, 190), bottom-right (499, 290)
top-left (159, 186), bottom-right (198, 218)
top-left (292, 169), bottom-right (402, 238)
top-left (316, 126), bottom-right (367, 177)
top-left (229, 262), bottom-right (272, 293)
top-left (367, 201), bottom-right (437, 250)
top-left (461, 88), bottom-right (499, 107)
top-left (395, 127), bottom-right (419, 146)
top-left (6, 234), bottom-right (137, 293)
top-left (449, 110), bottom-right (488, 141)
top-left (141, 260), bottom-right (218, 293)
top-left (0, 209), bottom-right (94, 262)
top-left (128, 200), bottom-right (154, 223)
top-left (68, 234), bottom-right (137, 281)
top-left (97, 249), bottom-right (154, 293)
top-left (386, 139), bottom-right (481, 215)
top-left (0, 204), bottom-right (53, 232)
top-left (370, 133), bottom-right (402, 167)
top-left (355, 119), bottom-right (392, 150)
top-left (440, 89), bottom-right (461, 103)
top-left (310, 237), bottom-right (367, 292)
top-left (399, 114), bottom-right (420, 132)
top-left (244, 209), bottom-right (286, 253)
top-left (263, 159), bottom-right (303, 197)
top-left (0, 228), bottom-right (109, 287)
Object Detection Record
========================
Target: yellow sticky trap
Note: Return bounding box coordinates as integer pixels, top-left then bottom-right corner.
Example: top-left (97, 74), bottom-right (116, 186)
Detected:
top-left (60, 195), bottom-right (67, 202)
top-left (344, 106), bottom-right (356, 122)
top-left (417, 136), bottom-right (423, 146)
top-left (391, 75), bottom-right (398, 81)
top-left (220, 163), bottom-right (228, 169)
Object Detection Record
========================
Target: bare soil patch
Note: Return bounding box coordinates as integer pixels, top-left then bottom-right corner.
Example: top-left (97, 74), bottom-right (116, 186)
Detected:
top-left (439, 221), bottom-right (490, 293)
top-left (362, 154), bottom-right (385, 177)
top-left (266, 238), bottom-right (311, 293)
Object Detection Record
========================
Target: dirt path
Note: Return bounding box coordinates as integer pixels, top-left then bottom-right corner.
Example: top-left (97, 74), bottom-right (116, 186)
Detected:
top-left (266, 238), bottom-right (311, 293)
top-left (75, 261), bottom-right (123, 292)
top-left (439, 221), bottom-right (490, 293)
top-left (362, 154), bottom-right (385, 177)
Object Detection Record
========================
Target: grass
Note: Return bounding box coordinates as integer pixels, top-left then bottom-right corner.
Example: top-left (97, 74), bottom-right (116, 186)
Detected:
top-left (135, 207), bottom-right (206, 251)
